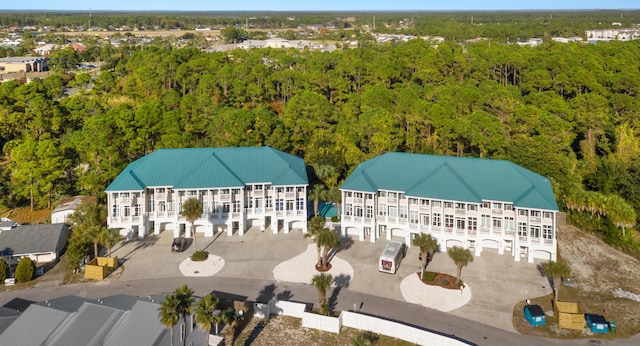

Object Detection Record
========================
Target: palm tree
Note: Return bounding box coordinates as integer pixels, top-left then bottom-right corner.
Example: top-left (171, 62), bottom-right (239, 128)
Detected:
top-left (541, 260), bottom-right (571, 301)
top-left (309, 184), bottom-right (327, 216)
top-left (221, 308), bottom-right (243, 346)
top-left (181, 197), bottom-right (203, 253)
top-left (97, 227), bottom-right (120, 257)
top-left (158, 294), bottom-right (180, 346)
top-left (194, 294), bottom-right (220, 344)
top-left (174, 285), bottom-right (195, 346)
top-left (318, 228), bottom-right (340, 270)
top-left (304, 216), bottom-right (325, 266)
top-left (212, 309), bottom-right (224, 335)
top-left (412, 233), bottom-right (438, 278)
top-left (447, 246), bottom-right (474, 286)
top-left (311, 273), bottom-right (333, 306)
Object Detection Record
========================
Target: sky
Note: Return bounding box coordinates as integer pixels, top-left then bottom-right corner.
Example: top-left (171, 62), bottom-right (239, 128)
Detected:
top-left (0, 1), bottom-right (637, 12)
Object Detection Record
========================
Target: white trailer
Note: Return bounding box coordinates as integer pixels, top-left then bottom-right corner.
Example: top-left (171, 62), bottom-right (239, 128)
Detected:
top-left (378, 240), bottom-right (406, 274)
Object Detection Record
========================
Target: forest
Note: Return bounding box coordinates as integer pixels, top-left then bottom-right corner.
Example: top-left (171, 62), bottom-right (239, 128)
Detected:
top-left (0, 29), bottom-right (639, 257)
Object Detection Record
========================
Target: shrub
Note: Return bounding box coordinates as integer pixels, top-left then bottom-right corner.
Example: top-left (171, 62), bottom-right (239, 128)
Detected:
top-left (15, 257), bottom-right (35, 283)
top-left (0, 259), bottom-right (8, 283)
top-left (191, 251), bottom-right (208, 262)
top-left (422, 271), bottom-right (437, 282)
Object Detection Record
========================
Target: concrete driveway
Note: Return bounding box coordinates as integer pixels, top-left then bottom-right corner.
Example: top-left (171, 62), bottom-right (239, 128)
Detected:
top-left (110, 229), bottom-right (550, 332)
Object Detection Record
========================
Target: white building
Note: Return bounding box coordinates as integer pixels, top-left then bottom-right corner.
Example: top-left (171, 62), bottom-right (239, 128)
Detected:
top-left (340, 153), bottom-right (559, 263)
top-left (106, 147), bottom-right (309, 240)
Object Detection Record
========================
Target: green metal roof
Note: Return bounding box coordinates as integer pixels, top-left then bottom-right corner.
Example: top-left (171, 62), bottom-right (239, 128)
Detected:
top-left (341, 152), bottom-right (558, 211)
top-left (106, 147), bottom-right (308, 191)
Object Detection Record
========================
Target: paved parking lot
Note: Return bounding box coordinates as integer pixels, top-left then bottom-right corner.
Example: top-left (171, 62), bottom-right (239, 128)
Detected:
top-left (111, 229), bottom-right (551, 332)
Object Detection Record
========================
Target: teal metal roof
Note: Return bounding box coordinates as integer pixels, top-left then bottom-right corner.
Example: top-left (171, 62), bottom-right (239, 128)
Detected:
top-left (341, 152), bottom-right (558, 211)
top-left (106, 147), bottom-right (308, 191)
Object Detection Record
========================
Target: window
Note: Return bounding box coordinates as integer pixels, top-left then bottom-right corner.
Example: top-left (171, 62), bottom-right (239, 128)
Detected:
top-left (444, 202), bottom-right (453, 209)
top-left (467, 204), bottom-right (477, 211)
top-left (122, 192), bottom-right (130, 198)
top-left (432, 201), bottom-right (441, 208)
top-left (379, 191), bottom-right (386, 198)
top-left (432, 213), bottom-right (441, 226)
top-left (112, 205), bottom-right (119, 217)
top-left (133, 204), bottom-right (141, 216)
top-left (286, 200), bottom-right (294, 211)
top-left (188, 190), bottom-right (197, 196)
top-left (345, 203), bottom-right (353, 216)
top-left (409, 198), bottom-right (418, 205)
top-left (420, 199), bottom-right (429, 207)
top-left (366, 205), bottom-right (373, 219)
top-left (346, 191), bottom-right (352, 197)
top-left (399, 206), bottom-right (407, 219)
top-left (481, 214), bottom-right (490, 228)
top-left (468, 217), bottom-right (477, 230)
top-left (378, 203), bottom-right (387, 216)
top-left (245, 198), bottom-right (253, 209)
top-left (365, 193), bottom-right (373, 200)
top-left (123, 206), bottom-right (130, 217)
top-left (504, 216), bottom-right (515, 230)
top-left (275, 199), bottom-right (284, 211)
top-left (445, 215), bottom-right (454, 228)
top-left (504, 204), bottom-right (513, 211)
top-left (355, 206), bottom-right (363, 217)
top-left (455, 203), bottom-right (465, 210)
top-left (112, 192), bottom-right (118, 199)
top-left (212, 189), bottom-right (218, 196)
top-left (543, 225), bottom-right (553, 240)
top-left (286, 187), bottom-right (294, 193)
top-left (388, 192), bottom-right (397, 199)
top-left (421, 214), bottom-right (430, 225)
top-left (399, 193), bottom-right (406, 199)
top-left (158, 201), bottom-right (166, 212)
top-left (492, 217), bottom-right (502, 229)
top-left (266, 196), bottom-right (273, 208)
top-left (296, 198), bottom-right (305, 210)
top-left (179, 191), bottom-right (185, 197)
top-left (254, 184), bottom-right (263, 191)
top-left (530, 226), bottom-right (540, 238)
top-left (410, 211), bottom-right (419, 224)
top-left (518, 209), bottom-right (528, 217)
top-left (297, 186), bottom-right (305, 193)
top-left (157, 188), bottom-right (165, 194)
top-left (178, 202), bottom-right (183, 213)
top-left (481, 201), bottom-right (490, 209)
top-left (200, 190), bottom-right (208, 196)
top-left (222, 189), bottom-right (230, 195)
top-left (531, 210), bottom-right (541, 218)
top-left (276, 187), bottom-right (284, 193)
top-left (492, 202), bottom-right (502, 210)
top-left (213, 201), bottom-right (220, 214)
top-left (543, 212), bottom-right (552, 219)
top-left (222, 203), bottom-right (230, 213)
top-left (354, 192), bottom-right (363, 199)
top-left (134, 192), bottom-right (141, 198)
top-left (518, 222), bottom-right (528, 236)
top-left (232, 189), bottom-right (240, 195)
top-left (232, 200), bottom-right (240, 212)
top-left (388, 206), bottom-right (397, 218)
top-left (168, 201), bottom-right (175, 212)
top-left (147, 200), bottom-right (155, 212)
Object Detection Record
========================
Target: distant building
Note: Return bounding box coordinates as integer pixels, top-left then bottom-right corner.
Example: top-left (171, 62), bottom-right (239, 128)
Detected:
top-left (585, 28), bottom-right (640, 41)
top-left (106, 147), bottom-right (309, 240)
top-left (340, 152), bottom-right (559, 263)
top-left (0, 57), bottom-right (48, 73)
top-left (51, 195), bottom-right (97, 224)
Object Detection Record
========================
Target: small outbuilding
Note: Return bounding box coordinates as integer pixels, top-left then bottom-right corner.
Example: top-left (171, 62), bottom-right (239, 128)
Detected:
top-left (524, 304), bottom-right (546, 326)
top-left (585, 313), bottom-right (609, 334)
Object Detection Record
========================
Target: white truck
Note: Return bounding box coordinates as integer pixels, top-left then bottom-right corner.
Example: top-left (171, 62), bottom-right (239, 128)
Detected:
top-left (378, 240), bottom-right (407, 274)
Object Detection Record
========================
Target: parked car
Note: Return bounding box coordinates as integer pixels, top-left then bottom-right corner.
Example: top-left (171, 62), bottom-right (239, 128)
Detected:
top-left (172, 237), bottom-right (186, 252)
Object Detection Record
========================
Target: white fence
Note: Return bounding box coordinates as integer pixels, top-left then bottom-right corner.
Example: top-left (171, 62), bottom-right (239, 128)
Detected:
top-left (253, 300), bottom-right (469, 345)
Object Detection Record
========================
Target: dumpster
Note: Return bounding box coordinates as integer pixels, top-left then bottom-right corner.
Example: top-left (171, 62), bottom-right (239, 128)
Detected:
top-left (609, 322), bottom-right (617, 334)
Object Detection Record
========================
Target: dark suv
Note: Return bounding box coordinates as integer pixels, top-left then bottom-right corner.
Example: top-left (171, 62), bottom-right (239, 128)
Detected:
top-left (171, 237), bottom-right (186, 252)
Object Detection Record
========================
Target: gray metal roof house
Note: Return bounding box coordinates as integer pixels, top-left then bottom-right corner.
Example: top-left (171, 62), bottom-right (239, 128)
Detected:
top-left (340, 152), bottom-right (559, 263)
top-left (0, 223), bottom-right (68, 265)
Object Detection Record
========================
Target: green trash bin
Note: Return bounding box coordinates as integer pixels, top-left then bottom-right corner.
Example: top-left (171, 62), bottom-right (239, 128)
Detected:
top-left (609, 322), bottom-right (617, 333)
